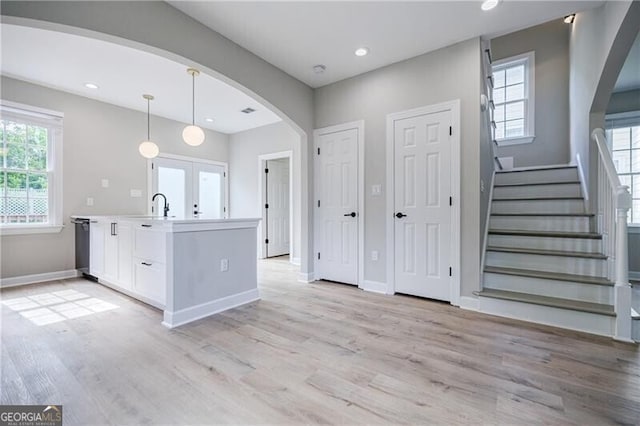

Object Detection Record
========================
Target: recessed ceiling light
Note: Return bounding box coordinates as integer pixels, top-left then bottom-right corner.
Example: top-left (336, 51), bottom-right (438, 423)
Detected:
top-left (564, 14), bottom-right (576, 24)
top-left (84, 82), bottom-right (99, 89)
top-left (355, 47), bottom-right (369, 57)
top-left (481, 0), bottom-right (500, 11)
top-left (205, 118), bottom-right (214, 122)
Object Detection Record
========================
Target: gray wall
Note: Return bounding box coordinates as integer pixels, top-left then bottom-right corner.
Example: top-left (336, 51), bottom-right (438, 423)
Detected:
top-left (228, 121), bottom-right (302, 263)
top-left (491, 19), bottom-right (570, 168)
top-left (0, 77), bottom-right (229, 278)
top-left (607, 89), bottom-right (640, 115)
top-left (1, 0), bottom-right (315, 275)
top-left (314, 38), bottom-right (483, 296)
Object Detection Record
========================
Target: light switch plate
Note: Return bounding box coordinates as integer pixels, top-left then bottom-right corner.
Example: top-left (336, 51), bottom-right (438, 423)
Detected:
top-left (220, 259), bottom-right (229, 272)
top-left (371, 250), bottom-right (379, 261)
top-left (130, 189), bottom-right (142, 198)
top-left (86, 197), bottom-right (94, 206)
top-left (101, 179), bottom-right (109, 188)
top-left (371, 184), bottom-right (382, 197)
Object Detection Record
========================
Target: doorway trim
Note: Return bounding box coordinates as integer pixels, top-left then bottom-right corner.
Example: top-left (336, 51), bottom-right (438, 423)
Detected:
top-left (146, 153), bottom-right (229, 217)
top-left (313, 120), bottom-right (365, 289)
top-left (258, 150), bottom-right (294, 261)
top-left (385, 100), bottom-right (461, 306)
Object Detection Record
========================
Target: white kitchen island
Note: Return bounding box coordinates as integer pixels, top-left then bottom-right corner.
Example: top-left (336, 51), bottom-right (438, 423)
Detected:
top-left (72, 215), bottom-right (261, 328)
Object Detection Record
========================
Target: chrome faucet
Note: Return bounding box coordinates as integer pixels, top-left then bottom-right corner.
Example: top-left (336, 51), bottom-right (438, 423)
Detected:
top-left (152, 193), bottom-right (170, 217)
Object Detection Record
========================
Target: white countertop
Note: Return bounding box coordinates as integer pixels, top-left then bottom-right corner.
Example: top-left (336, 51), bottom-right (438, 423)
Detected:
top-left (71, 215), bottom-right (261, 230)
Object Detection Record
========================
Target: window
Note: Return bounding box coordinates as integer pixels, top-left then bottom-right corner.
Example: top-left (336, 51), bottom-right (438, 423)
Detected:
top-left (492, 51), bottom-right (535, 145)
top-left (0, 101), bottom-right (63, 234)
top-left (608, 125), bottom-right (640, 225)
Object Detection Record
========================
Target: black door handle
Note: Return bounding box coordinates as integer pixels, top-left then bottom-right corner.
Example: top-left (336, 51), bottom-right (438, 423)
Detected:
top-left (395, 212), bottom-right (407, 218)
top-left (344, 212), bottom-right (357, 218)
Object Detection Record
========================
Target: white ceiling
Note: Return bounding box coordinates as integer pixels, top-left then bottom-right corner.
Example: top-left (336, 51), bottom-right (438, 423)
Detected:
top-left (0, 24), bottom-right (282, 134)
top-left (170, 1), bottom-right (604, 88)
top-left (614, 32), bottom-right (640, 93)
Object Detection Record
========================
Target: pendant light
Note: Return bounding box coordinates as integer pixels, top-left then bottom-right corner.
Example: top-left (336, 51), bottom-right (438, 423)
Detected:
top-left (182, 67), bottom-right (205, 146)
top-left (139, 94), bottom-right (159, 159)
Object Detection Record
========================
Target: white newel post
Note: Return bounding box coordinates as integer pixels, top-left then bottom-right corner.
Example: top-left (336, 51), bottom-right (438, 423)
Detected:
top-left (614, 186), bottom-right (632, 342)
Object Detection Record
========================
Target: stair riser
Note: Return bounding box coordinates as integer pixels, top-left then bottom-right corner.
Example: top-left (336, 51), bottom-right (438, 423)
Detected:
top-left (493, 183), bottom-right (582, 199)
top-left (483, 272), bottom-right (613, 304)
top-left (634, 320), bottom-right (640, 343)
top-left (492, 199), bottom-right (585, 214)
top-left (488, 234), bottom-right (602, 253)
top-left (489, 216), bottom-right (593, 233)
top-left (495, 168), bottom-right (579, 185)
top-left (476, 296), bottom-right (614, 337)
top-left (486, 251), bottom-right (607, 276)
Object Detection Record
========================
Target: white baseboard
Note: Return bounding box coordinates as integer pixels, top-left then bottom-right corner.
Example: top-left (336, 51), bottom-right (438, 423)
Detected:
top-left (359, 280), bottom-right (388, 294)
top-left (162, 288), bottom-right (260, 329)
top-left (630, 271), bottom-right (640, 281)
top-left (290, 257), bottom-right (301, 266)
top-left (0, 269), bottom-right (79, 289)
top-left (459, 296), bottom-right (480, 311)
top-left (298, 272), bottom-right (315, 283)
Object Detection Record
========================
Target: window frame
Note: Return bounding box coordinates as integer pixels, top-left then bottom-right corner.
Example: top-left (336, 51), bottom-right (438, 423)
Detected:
top-left (605, 112), bottom-right (640, 228)
top-left (492, 51), bottom-right (536, 146)
top-left (0, 100), bottom-right (64, 235)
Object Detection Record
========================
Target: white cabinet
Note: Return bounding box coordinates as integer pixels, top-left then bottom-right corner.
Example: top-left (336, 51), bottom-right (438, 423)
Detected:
top-left (133, 223), bottom-right (167, 263)
top-left (89, 220), bottom-right (106, 278)
top-left (103, 222), bottom-right (119, 283)
top-left (133, 259), bottom-right (166, 305)
top-left (117, 221), bottom-right (133, 291)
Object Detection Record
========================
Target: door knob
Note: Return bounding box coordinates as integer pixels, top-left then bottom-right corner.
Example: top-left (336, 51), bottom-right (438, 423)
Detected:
top-left (395, 212), bottom-right (407, 218)
top-left (344, 212), bottom-right (357, 218)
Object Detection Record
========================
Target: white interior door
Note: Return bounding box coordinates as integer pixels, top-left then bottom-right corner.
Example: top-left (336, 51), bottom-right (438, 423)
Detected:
top-left (153, 157), bottom-right (192, 218)
top-left (393, 109), bottom-right (452, 301)
top-left (193, 162), bottom-right (226, 219)
top-left (265, 158), bottom-right (290, 257)
top-left (317, 128), bottom-right (358, 285)
top-left (152, 156), bottom-right (226, 219)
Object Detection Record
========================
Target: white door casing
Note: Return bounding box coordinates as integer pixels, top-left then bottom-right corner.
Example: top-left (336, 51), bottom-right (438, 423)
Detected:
top-left (265, 158), bottom-right (290, 257)
top-left (386, 101), bottom-right (461, 305)
top-left (314, 122), bottom-right (364, 286)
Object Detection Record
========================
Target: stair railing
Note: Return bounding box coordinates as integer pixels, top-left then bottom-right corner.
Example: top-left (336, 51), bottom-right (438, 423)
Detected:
top-left (592, 128), bottom-right (633, 341)
top-left (482, 44), bottom-right (502, 171)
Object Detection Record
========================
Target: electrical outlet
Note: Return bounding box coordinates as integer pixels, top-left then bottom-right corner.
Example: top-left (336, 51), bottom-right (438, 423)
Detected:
top-left (220, 259), bottom-right (229, 272)
top-left (101, 179), bottom-right (109, 188)
top-left (371, 184), bottom-right (382, 197)
top-left (86, 197), bottom-right (94, 206)
top-left (371, 250), bottom-right (379, 261)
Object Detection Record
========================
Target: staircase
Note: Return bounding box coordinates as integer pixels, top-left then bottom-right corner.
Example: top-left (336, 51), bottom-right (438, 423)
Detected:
top-left (475, 165), bottom-right (619, 336)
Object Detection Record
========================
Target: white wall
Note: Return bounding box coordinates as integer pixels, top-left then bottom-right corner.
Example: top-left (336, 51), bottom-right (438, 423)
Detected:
top-left (0, 76), bottom-right (229, 278)
top-left (492, 19), bottom-right (571, 167)
top-left (569, 1), bottom-right (638, 209)
top-left (314, 38), bottom-right (483, 297)
top-left (228, 121), bottom-right (301, 263)
top-left (1, 0), bottom-right (315, 276)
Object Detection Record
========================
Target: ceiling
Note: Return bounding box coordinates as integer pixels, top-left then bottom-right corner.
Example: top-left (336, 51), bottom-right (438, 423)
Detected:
top-left (614, 32), bottom-right (640, 93)
top-left (0, 24), bottom-right (282, 134)
top-left (170, 1), bottom-right (604, 88)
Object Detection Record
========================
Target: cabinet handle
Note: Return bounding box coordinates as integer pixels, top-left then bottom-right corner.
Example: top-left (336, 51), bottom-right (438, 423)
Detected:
top-left (141, 224), bottom-right (152, 228)
top-left (141, 262), bottom-right (152, 266)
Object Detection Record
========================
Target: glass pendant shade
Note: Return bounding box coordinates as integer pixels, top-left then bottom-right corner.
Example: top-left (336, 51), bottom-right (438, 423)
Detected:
top-left (183, 68), bottom-right (205, 147)
top-left (182, 125), bottom-right (205, 146)
top-left (139, 140), bottom-right (159, 158)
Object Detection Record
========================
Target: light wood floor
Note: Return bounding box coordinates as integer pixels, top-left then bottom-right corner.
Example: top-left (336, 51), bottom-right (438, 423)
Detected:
top-left (2, 258), bottom-right (639, 425)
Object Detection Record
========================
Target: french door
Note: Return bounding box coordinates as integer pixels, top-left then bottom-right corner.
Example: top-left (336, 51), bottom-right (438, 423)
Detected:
top-left (151, 156), bottom-right (227, 219)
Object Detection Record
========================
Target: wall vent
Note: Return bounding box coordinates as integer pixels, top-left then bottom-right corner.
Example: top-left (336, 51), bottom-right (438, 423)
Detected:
top-left (241, 107), bottom-right (256, 114)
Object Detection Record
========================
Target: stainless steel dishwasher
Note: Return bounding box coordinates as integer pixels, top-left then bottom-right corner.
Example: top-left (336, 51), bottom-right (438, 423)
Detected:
top-left (72, 218), bottom-right (96, 280)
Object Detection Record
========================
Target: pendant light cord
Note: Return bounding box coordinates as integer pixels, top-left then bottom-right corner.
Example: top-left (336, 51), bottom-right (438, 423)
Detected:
top-left (147, 97), bottom-right (151, 139)
top-left (192, 72), bottom-right (195, 125)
